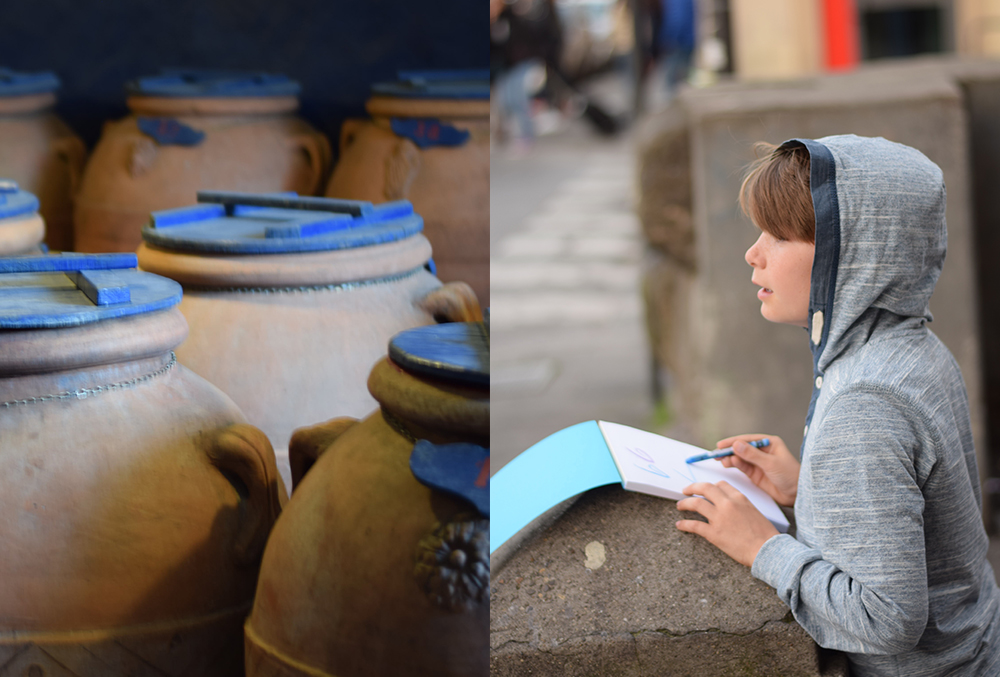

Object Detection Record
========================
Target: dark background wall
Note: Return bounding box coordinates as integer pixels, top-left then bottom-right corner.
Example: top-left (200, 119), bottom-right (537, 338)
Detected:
top-left (1, 0), bottom-right (486, 150)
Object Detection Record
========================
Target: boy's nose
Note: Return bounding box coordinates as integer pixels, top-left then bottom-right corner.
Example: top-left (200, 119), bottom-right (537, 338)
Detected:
top-left (745, 238), bottom-right (761, 267)
top-left (745, 231), bottom-right (770, 268)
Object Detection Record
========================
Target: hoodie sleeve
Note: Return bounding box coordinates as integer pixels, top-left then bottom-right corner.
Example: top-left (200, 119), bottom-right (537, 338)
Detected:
top-left (750, 388), bottom-right (930, 654)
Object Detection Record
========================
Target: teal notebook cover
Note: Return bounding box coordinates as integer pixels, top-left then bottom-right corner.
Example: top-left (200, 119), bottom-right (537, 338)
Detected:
top-left (490, 421), bottom-right (620, 554)
top-left (490, 421), bottom-right (790, 554)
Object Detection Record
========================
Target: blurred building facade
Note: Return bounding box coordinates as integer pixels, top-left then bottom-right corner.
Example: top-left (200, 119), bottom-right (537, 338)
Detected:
top-left (533, 1), bottom-right (1000, 116)
top-left (726, 0), bottom-right (1000, 81)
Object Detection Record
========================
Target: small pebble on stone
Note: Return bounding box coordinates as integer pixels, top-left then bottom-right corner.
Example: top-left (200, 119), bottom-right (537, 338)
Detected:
top-left (584, 541), bottom-right (606, 570)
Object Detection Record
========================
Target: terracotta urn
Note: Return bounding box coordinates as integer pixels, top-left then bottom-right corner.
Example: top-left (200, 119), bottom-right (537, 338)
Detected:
top-left (74, 70), bottom-right (331, 254)
top-left (0, 181), bottom-right (45, 255)
top-left (325, 71), bottom-right (490, 305)
top-left (0, 253), bottom-right (285, 676)
top-left (245, 319), bottom-right (489, 677)
top-left (0, 68), bottom-right (87, 252)
top-left (136, 191), bottom-right (482, 490)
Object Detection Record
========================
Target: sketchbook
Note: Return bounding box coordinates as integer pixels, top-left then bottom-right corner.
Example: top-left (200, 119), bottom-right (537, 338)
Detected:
top-left (491, 420), bottom-right (790, 555)
top-left (597, 421), bottom-right (789, 530)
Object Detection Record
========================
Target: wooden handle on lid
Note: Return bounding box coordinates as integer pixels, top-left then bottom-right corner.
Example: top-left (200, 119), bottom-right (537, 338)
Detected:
top-left (0, 253), bottom-right (137, 307)
top-left (0, 252), bottom-right (137, 273)
top-left (262, 200), bottom-right (414, 239)
top-left (151, 192), bottom-right (418, 241)
top-left (197, 190), bottom-right (374, 217)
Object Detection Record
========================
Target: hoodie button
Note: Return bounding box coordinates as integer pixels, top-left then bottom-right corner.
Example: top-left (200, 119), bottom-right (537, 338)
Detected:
top-left (811, 311), bottom-right (824, 345)
top-left (815, 376), bottom-right (823, 389)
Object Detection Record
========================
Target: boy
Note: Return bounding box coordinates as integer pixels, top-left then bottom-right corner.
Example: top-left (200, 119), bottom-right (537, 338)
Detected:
top-left (675, 135), bottom-right (1000, 675)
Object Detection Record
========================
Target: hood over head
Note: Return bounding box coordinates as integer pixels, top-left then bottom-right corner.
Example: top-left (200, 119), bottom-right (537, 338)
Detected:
top-left (783, 134), bottom-right (947, 374)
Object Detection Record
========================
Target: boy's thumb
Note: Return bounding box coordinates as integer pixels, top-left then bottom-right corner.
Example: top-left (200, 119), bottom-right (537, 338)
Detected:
top-left (733, 440), bottom-right (758, 459)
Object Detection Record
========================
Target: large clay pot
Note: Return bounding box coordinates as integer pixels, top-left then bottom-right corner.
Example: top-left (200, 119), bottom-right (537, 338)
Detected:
top-left (325, 71), bottom-right (490, 305)
top-left (245, 320), bottom-right (489, 677)
top-left (0, 69), bottom-right (87, 252)
top-left (0, 181), bottom-right (45, 255)
top-left (0, 253), bottom-right (285, 677)
top-left (136, 191), bottom-right (482, 490)
top-left (75, 71), bottom-right (331, 254)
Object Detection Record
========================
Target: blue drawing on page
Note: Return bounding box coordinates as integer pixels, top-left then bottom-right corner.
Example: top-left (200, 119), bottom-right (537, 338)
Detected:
top-left (625, 446), bottom-right (697, 483)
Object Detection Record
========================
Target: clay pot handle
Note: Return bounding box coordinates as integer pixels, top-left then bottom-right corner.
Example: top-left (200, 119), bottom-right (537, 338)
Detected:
top-left (129, 137), bottom-right (159, 178)
top-left (384, 137), bottom-right (421, 200)
top-left (338, 118), bottom-right (366, 153)
top-left (51, 135), bottom-right (87, 197)
top-left (289, 417), bottom-right (359, 490)
top-left (419, 282), bottom-right (483, 323)
top-left (206, 424), bottom-right (285, 568)
top-left (290, 132), bottom-right (332, 196)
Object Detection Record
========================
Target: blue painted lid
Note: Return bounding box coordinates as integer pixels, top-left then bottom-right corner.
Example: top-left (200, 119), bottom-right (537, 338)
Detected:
top-left (141, 191), bottom-right (424, 255)
top-left (0, 253), bottom-right (182, 329)
top-left (371, 70), bottom-right (490, 100)
top-left (0, 68), bottom-right (60, 97)
top-left (388, 321), bottom-right (489, 388)
top-left (125, 69), bottom-right (301, 98)
top-left (410, 440), bottom-right (489, 516)
top-left (0, 181), bottom-right (40, 221)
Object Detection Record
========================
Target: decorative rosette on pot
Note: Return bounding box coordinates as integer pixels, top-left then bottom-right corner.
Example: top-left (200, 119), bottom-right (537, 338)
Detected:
top-left (244, 317), bottom-right (489, 676)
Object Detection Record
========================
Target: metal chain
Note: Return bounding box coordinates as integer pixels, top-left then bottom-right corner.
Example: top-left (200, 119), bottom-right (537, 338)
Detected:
top-left (182, 266), bottom-right (423, 294)
top-left (382, 407), bottom-right (418, 444)
top-left (1, 352), bottom-right (177, 409)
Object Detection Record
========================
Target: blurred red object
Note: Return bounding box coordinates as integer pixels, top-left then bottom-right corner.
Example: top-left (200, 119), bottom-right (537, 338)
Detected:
top-left (824, 0), bottom-right (860, 71)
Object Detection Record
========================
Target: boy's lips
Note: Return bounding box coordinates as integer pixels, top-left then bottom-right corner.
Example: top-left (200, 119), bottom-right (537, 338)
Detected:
top-left (752, 278), bottom-right (773, 299)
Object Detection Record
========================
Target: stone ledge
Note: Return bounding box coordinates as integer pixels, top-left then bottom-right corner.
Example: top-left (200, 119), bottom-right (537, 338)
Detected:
top-left (491, 485), bottom-right (847, 676)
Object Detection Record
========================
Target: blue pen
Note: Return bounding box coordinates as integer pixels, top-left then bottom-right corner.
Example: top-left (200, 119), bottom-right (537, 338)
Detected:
top-left (685, 438), bottom-right (770, 464)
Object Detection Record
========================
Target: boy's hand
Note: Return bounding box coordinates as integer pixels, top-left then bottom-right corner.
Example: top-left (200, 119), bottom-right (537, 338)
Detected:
top-left (716, 434), bottom-right (799, 507)
top-left (676, 481), bottom-right (779, 567)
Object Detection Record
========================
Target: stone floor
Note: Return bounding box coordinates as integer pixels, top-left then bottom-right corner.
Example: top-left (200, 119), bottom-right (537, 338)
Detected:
top-left (491, 132), bottom-right (653, 473)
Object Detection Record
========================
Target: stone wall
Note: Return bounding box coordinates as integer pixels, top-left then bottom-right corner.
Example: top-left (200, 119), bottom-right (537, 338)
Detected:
top-left (490, 487), bottom-right (848, 676)
top-left (959, 62), bottom-right (1000, 482)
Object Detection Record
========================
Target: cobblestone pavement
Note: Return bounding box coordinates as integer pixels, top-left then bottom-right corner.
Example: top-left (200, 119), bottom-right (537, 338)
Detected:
top-left (490, 131), bottom-right (657, 473)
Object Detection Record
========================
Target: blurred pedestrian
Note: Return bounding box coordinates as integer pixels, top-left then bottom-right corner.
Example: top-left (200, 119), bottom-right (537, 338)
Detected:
top-left (631, 0), bottom-right (665, 114)
top-left (490, 0), bottom-right (563, 149)
top-left (659, 0), bottom-right (695, 100)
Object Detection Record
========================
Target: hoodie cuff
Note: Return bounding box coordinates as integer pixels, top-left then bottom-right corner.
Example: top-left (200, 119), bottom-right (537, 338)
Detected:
top-left (751, 533), bottom-right (812, 590)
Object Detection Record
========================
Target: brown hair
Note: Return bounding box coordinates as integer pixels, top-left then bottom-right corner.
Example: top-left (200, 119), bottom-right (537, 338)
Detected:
top-left (739, 141), bottom-right (815, 243)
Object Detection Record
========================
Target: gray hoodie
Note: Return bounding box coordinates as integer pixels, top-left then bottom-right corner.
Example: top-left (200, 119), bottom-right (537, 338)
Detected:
top-left (750, 135), bottom-right (1000, 676)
